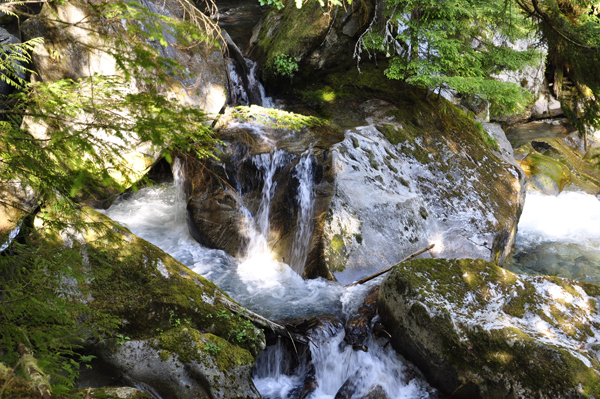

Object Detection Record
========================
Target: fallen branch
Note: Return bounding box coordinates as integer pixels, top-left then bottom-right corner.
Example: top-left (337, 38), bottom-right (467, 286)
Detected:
top-left (216, 296), bottom-right (309, 345)
top-left (345, 244), bottom-right (435, 288)
top-left (17, 343), bottom-right (51, 399)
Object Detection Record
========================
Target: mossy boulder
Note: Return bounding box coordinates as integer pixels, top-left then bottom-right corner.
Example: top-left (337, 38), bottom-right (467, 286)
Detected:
top-left (379, 258), bottom-right (600, 398)
top-left (34, 208), bottom-right (265, 397)
top-left (98, 327), bottom-right (259, 399)
top-left (246, 0), bottom-right (375, 82)
top-left (321, 94), bottom-right (526, 284)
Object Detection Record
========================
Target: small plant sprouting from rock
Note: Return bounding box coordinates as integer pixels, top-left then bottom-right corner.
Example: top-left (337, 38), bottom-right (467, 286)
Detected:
top-left (169, 310), bottom-right (181, 327)
top-left (204, 342), bottom-right (224, 356)
top-left (216, 309), bottom-right (231, 319)
top-left (258, 0), bottom-right (284, 9)
top-left (228, 309), bottom-right (258, 344)
top-left (116, 334), bottom-right (130, 345)
top-left (273, 54), bottom-right (300, 78)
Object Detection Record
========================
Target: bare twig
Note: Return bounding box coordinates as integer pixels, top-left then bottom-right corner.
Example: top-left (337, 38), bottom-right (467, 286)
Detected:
top-left (345, 243), bottom-right (435, 287)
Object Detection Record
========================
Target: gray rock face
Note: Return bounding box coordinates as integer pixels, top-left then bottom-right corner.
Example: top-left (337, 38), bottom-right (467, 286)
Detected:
top-left (378, 258), bottom-right (600, 398)
top-left (98, 331), bottom-right (260, 399)
top-left (321, 101), bottom-right (526, 284)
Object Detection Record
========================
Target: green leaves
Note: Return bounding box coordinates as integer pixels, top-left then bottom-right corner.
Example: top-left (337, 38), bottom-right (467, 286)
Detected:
top-left (363, 0), bottom-right (542, 116)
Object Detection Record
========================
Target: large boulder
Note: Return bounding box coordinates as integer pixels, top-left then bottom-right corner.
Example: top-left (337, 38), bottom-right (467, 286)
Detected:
top-left (186, 92), bottom-right (525, 282)
top-left (20, 0), bottom-right (227, 207)
top-left (320, 95), bottom-right (526, 284)
top-left (34, 208), bottom-right (265, 398)
top-left (379, 258), bottom-right (600, 398)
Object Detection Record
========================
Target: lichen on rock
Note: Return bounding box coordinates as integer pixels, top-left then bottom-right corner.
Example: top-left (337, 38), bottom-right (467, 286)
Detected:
top-left (379, 257), bottom-right (600, 398)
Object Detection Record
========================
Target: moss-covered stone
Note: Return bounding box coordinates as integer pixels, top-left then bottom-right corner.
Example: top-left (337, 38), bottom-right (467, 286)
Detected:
top-left (379, 258), bottom-right (600, 398)
top-left (156, 328), bottom-right (254, 373)
top-left (35, 207), bottom-right (264, 398)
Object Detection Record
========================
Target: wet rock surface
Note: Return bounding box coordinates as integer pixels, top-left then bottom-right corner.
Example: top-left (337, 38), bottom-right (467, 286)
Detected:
top-left (379, 257), bottom-right (600, 398)
top-left (513, 127), bottom-right (600, 195)
top-left (344, 286), bottom-right (379, 349)
top-left (321, 95), bottom-right (526, 284)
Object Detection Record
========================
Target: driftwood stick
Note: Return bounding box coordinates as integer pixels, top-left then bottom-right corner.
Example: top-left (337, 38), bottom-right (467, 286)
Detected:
top-left (17, 343), bottom-right (51, 399)
top-left (216, 296), bottom-right (309, 345)
top-left (345, 244), bottom-right (435, 288)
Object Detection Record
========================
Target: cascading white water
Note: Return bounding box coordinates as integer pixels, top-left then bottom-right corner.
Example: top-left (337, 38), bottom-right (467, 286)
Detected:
top-left (506, 190), bottom-right (600, 284)
top-left (101, 171), bottom-right (438, 398)
top-left (253, 320), bottom-right (437, 399)
top-left (227, 62), bottom-right (250, 106)
top-left (172, 157), bottom-right (186, 224)
top-left (255, 150), bottom-right (288, 239)
top-left (246, 59), bottom-right (273, 108)
top-left (290, 152), bottom-right (316, 274)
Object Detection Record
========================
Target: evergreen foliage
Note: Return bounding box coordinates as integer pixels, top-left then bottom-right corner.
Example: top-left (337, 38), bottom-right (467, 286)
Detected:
top-left (0, 0), bottom-right (221, 392)
top-left (355, 0), bottom-right (543, 116)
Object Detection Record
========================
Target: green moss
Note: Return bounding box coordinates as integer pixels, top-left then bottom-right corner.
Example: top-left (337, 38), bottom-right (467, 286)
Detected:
top-left (376, 124), bottom-right (411, 145)
top-left (364, 149), bottom-right (379, 170)
top-left (159, 350), bottom-right (171, 361)
top-left (80, 210), bottom-right (264, 356)
top-left (156, 327), bottom-right (254, 373)
top-left (382, 258), bottom-right (600, 397)
top-left (331, 234), bottom-right (345, 251)
top-left (354, 234), bottom-right (363, 244)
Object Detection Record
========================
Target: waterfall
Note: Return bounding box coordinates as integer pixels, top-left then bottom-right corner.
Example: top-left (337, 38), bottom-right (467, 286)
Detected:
top-left (254, 150), bottom-right (288, 241)
top-left (172, 157), bottom-right (186, 224)
top-left (237, 149), bottom-right (289, 289)
top-left (226, 55), bottom-right (272, 107)
top-left (246, 59), bottom-right (273, 108)
top-left (290, 152), bottom-right (316, 274)
top-left (227, 61), bottom-right (250, 106)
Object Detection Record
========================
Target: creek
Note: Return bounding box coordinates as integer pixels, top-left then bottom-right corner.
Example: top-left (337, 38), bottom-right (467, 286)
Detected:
top-left (505, 190), bottom-right (600, 285)
top-left (97, 2), bottom-right (600, 397)
top-left (102, 154), bottom-right (438, 398)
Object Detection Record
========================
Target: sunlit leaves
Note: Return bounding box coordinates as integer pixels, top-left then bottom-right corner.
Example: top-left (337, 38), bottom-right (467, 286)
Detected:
top-left (368, 0), bottom-right (542, 116)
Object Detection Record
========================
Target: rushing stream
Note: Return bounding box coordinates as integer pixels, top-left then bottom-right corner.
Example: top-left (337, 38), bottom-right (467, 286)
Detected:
top-left (505, 190), bottom-right (600, 285)
top-left (102, 157), bottom-right (438, 399)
